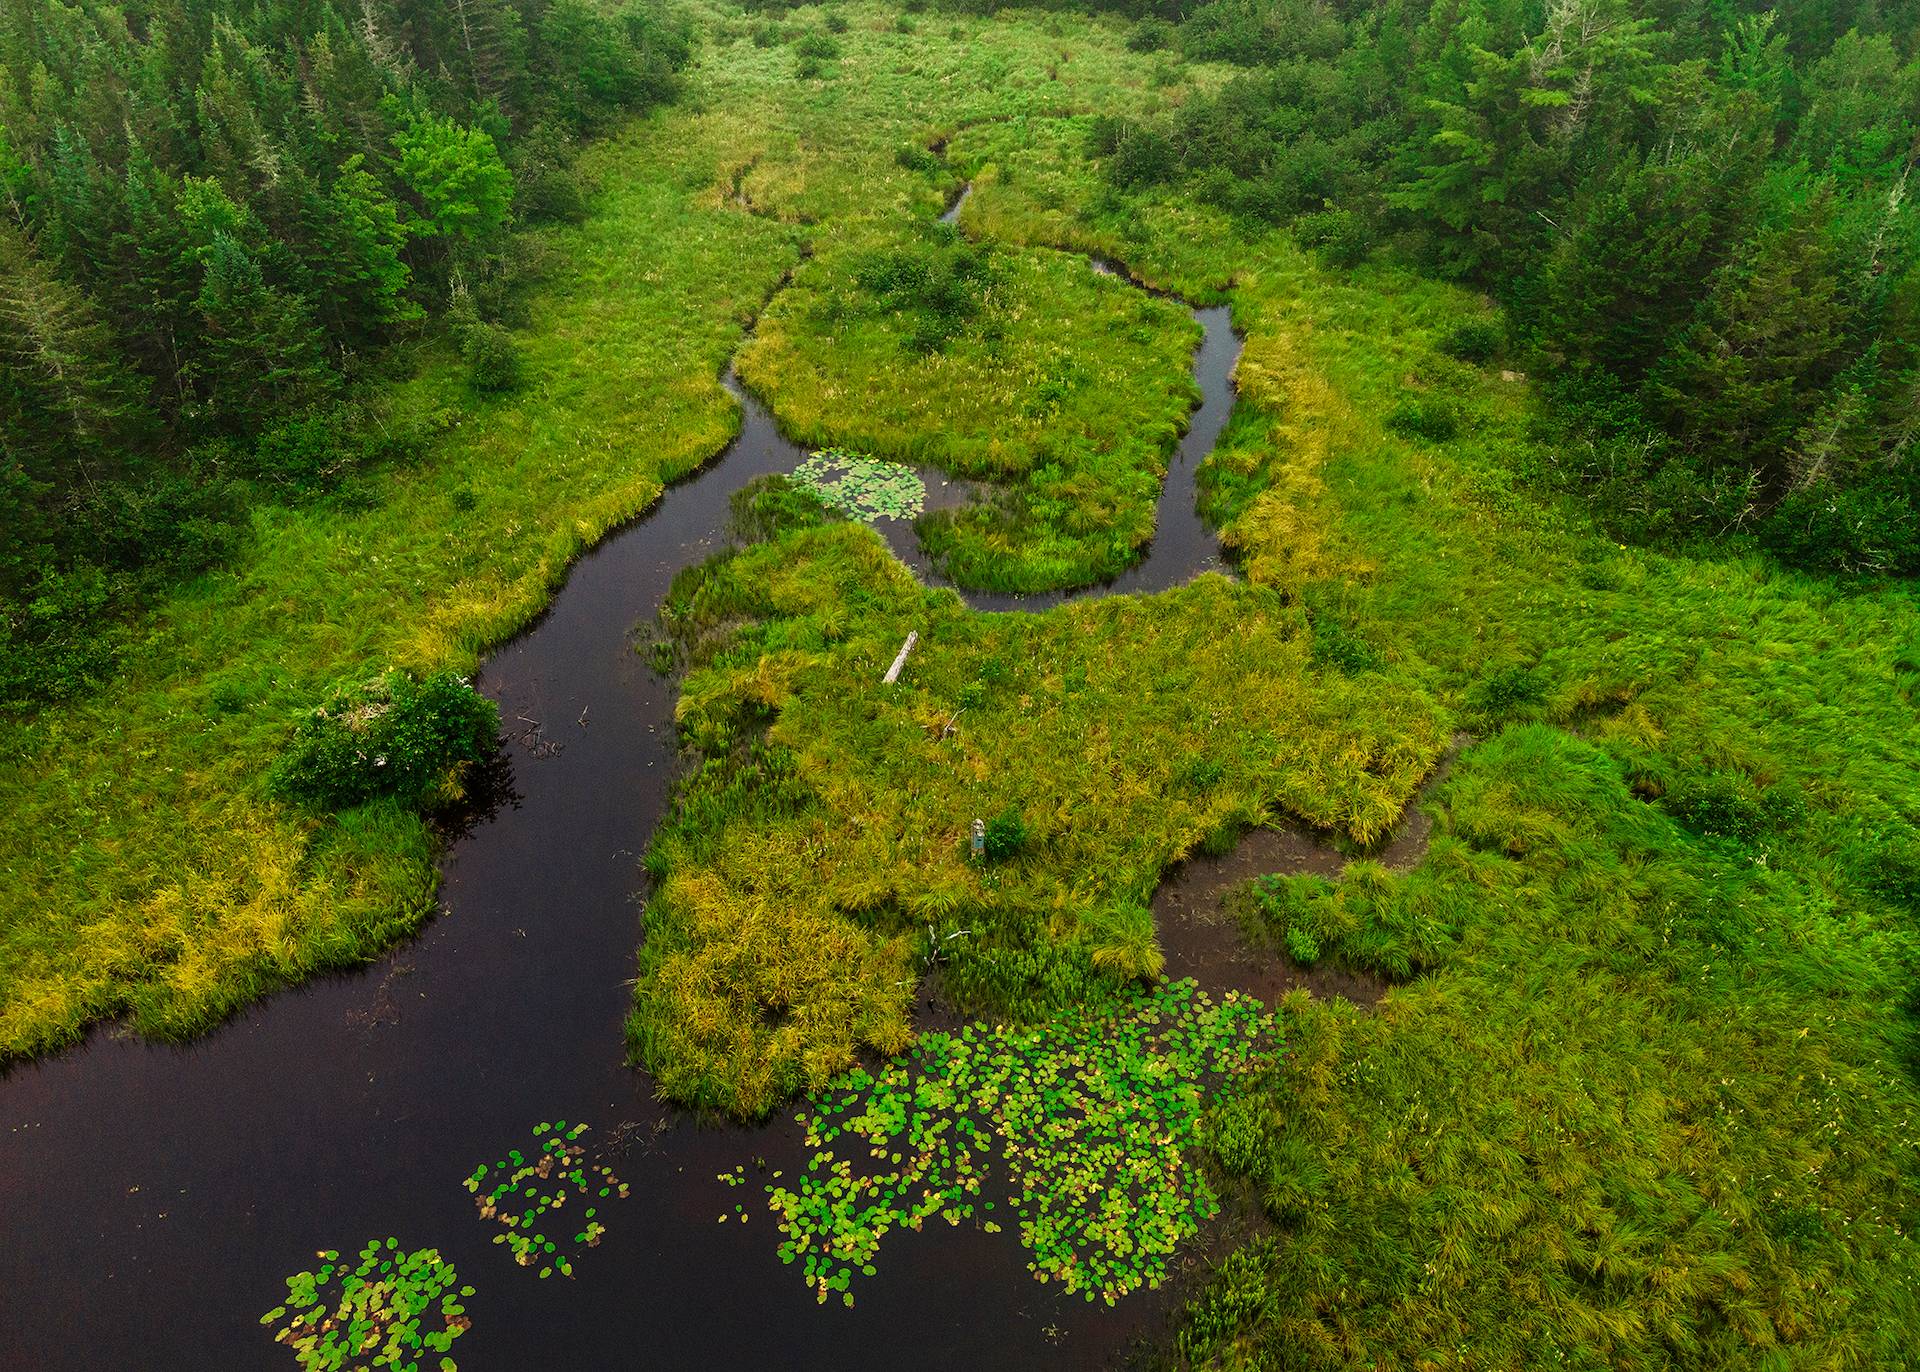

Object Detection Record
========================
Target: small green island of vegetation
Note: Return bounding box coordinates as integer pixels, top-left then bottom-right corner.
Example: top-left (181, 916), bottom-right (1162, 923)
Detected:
top-left (3, 0), bottom-right (1919, 1367)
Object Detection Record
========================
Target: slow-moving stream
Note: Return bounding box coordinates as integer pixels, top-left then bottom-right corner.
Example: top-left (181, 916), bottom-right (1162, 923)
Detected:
top-left (0, 188), bottom-right (1245, 1370)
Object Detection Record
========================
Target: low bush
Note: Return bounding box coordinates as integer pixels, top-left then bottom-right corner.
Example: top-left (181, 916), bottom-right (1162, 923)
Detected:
top-left (852, 231), bottom-right (991, 353)
top-left (271, 669), bottom-right (499, 812)
top-left (516, 164), bottom-right (592, 224)
top-left (1439, 319), bottom-right (1503, 366)
top-left (1761, 469), bottom-right (1920, 576)
top-left (462, 322), bottom-right (525, 394)
top-left (1126, 18), bottom-right (1175, 52)
top-left (0, 566), bottom-right (118, 714)
top-left (1385, 396), bottom-right (1461, 443)
top-left (983, 805), bottom-right (1030, 862)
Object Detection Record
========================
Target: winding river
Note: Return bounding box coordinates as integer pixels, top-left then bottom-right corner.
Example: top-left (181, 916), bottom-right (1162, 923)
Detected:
top-left (0, 188), bottom-right (1246, 1370)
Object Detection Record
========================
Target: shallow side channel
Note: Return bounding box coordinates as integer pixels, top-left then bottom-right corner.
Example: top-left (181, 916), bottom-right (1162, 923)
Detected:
top-left (0, 192), bottom-right (1247, 1371)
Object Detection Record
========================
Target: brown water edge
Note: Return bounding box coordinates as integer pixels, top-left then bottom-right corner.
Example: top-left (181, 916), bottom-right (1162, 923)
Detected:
top-left (1155, 736), bottom-right (1470, 1008)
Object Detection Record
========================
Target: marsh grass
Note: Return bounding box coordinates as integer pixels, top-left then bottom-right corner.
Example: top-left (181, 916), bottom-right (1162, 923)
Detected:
top-left (630, 502), bottom-right (1446, 1116)
top-left (0, 1), bottom-right (1209, 1058)
top-left (739, 220), bottom-right (1199, 591)
top-left (951, 103), bottom-right (1920, 1367)
top-left (0, 110), bottom-right (802, 1056)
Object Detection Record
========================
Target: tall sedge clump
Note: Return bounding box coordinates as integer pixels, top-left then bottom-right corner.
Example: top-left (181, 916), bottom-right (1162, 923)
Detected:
top-left (1084, 901), bottom-right (1165, 982)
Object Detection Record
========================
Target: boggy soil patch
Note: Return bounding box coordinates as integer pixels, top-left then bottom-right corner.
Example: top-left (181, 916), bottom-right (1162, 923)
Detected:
top-left (1153, 736), bottom-right (1467, 1007)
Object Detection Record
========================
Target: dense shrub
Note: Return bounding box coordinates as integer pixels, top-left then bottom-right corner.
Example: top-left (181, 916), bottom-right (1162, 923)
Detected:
top-left (853, 230), bottom-right (991, 352)
top-left (517, 165), bottom-right (593, 225)
top-left (728, 475), bottom-right (834, 543)
top-left (1127, 17), bottom-right (1176, 51)
top-left (982, 805), bottom-right (1030, 862)
top-left (1385, 396), bottom-right (1461, 443)
top-left (1291, 207), bottom-right (1374, 267)
top-left (1440, 320), bottom-right (1503, 366)
top-left (1307, 610), bottom-right (1382, 675)
top-left (1761, 468), bottom-right (1920, 576)
top-left (271, 670), bottom-right (500, 812)
top-left (463, 323), bottom-right (526, 395)
top-left (0, 568), bottom-right (118, 713)
top-left (1471, 663), bottom-right (1547, 719)
top-left (1661, 774), bottom-right (1804, 844)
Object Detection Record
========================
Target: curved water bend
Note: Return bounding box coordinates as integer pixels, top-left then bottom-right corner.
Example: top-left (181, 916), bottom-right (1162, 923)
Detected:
top-left (887, 183), bottom-right (1241, 611)
top-left (0, 186), bottom-right (1243, 1371)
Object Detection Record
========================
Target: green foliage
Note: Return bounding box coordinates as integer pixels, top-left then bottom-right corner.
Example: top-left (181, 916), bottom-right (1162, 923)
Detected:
top-left (0, 0), bottom-right (1217, 1061)
top-left (461, 323), bottom-right (526, 396)
top-left (790, 450), bottom-right (925, 521)
top-left (0, 567), bottom-right (118, 713)
top-left (1307, 607), bottom-right (1382, 676)
top-left (632, 515), bottom-right (1443, 1116)
top-left (464, 1121), bottom-right (629, 1279)
top-left (270, 670), bottom-right (498, 813)
top-left (1192, 727), bottom-right (1920, 1368)
top-left (736, 980), bottom-right (1277, 1307)
top-left (1384, 396), bottom-right (1460, 443)
top-left (737, 178), bottom-right (1200, 592)
top-left (1470, 662), bottom-right (1547, 720)
top-left (851, 229), bottom-right (990, 352)
top-left (981, 805), bottom-right (1030, 863)
top-left (393, 116), bottom-right (515, 249)
top-left (262, 1238), bottom-right (469, 1371)
top-left (1092, 0), bottom-right (1920, 567)
top-left (729, 474), bottom-right (835, 544)
top-left (0, 0), bottom-right (693, 712)
top-left (1126, 18), bottom-right (1176, 52)
top-left (1439, 319), bottom-right (1503, 366)
top-left (1281, 922), bottom-right (1319, 966)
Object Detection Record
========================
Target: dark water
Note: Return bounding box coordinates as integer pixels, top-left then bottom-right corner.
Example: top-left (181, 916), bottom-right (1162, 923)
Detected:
top-left (0, 193), bottom-right (1247, 1372)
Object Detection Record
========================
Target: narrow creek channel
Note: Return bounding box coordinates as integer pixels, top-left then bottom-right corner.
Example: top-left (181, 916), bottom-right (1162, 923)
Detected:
top-left (1, 189), bottom-right (1272, 1371)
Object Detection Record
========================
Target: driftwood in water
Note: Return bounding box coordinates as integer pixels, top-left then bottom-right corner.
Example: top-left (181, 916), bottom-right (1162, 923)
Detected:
top-left (883, 631), bottom-right (918, 685)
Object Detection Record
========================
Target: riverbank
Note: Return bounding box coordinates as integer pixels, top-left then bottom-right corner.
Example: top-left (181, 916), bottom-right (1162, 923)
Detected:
top-left (0, 4), bottom-right (1197, 1061)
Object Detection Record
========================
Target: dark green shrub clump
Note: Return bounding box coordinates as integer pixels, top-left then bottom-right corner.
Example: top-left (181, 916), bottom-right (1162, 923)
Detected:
top-left (729, 474), bottom-right (833, 543)
top-left (854, 230), bottom-right (991, 353)
top-left (1440, 319), bottom-right (1503, 365)
top-left (1661, 774), bottom-right (1804, 844)
top-left (272, 670), bottom-right (499, 812)
top-left (982, 805), bottom-right (1030, 862)
top-left (1291, 208), bottom-right (1374, 268)
top-left (1308, 612), bottom-right (1382, 675)
top-left (463, 322), bottom-right (525, 394)
top-left (1471, 663), bottom-right (1547, 719)
top-left (793, 30), bottom-right (840, 78)
top-left (1127, 18), bottom-right (1175, 52)
top-left (1385, 396), bottom-right (1461, 443)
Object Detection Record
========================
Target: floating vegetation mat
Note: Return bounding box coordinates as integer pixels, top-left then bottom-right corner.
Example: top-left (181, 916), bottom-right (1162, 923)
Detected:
top-left (792, 448), bottom-right (926, 522)
top-left (464, 1121), bottom-right (629, 1279)
top-left (261, 1239), bottom-right (471, 1371)
top-left (725, 980), bottom-right (1278, 1307)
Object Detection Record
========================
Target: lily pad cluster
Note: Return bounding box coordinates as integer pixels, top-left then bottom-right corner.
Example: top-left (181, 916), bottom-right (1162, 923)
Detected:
top-left (737, 980), bottom-right (1278, 1308)
top-left (260, 1238), bottom-right (471, 1371)
top-left (792, 448), bottom-right (926, 522)
top-left (463, 1121), bottom-right (629, 1279)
